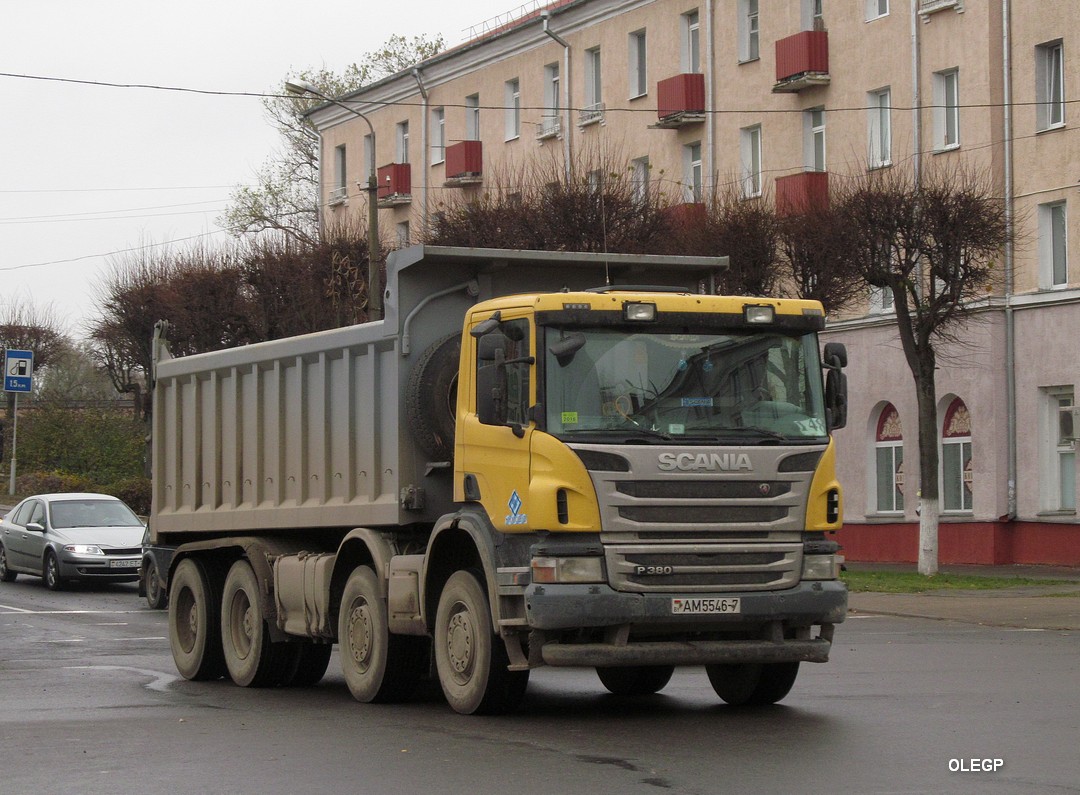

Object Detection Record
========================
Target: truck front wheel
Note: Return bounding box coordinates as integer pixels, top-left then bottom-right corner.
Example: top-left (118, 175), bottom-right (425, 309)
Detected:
top-left (339, 566), bottom-right (425, 702)
top-left (434, 569), bottom-right (529, 715)
top-left (596, 665), bottom-right (675, 696)
top-left (169, 558), bottom-right (226, 681)
top-left (706, 662), bottom-right (800, 706)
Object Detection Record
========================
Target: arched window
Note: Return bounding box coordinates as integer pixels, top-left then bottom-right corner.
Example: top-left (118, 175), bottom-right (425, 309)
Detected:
top-left (942, 397), bottom-right (973, 512)
top-left (874, 403), bottom-right (904, 513)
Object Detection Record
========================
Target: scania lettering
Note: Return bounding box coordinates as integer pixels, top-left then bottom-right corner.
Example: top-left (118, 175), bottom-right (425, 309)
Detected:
top-left (146, 245), bottom-right (849, 715)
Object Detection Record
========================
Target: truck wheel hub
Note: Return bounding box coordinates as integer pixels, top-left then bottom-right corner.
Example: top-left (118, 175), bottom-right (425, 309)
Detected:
top-left (447, 612), bottom-right (473, 673)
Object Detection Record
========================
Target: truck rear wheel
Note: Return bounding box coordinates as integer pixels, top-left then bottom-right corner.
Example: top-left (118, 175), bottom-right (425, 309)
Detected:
top-left (434, 569), bottom-right (529, 715)
top-left (706, 662), bottom-right (800, 706)
top-left (169, 558), bottom-right (226, 681)
top-left (596, 665), bottom-right (675, 696)
top-left (339, 566), bottom-right (425, 702)
top-left (221, 559), bottom-right (294, 687)
top-left (406, 332), bottom-right (461, 462)
top-left (284, 643), bottom-right (333, 687)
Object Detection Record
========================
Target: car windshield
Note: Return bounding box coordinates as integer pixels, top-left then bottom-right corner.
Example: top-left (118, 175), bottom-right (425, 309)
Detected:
top-left (49, 499), bottom-right (141, 529)
top-left (545, 328), bottom-right (828, 442)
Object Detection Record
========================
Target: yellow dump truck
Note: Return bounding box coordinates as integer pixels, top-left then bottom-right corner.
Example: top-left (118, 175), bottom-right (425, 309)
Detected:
top-left (149, 245), bottom-right (848, 714)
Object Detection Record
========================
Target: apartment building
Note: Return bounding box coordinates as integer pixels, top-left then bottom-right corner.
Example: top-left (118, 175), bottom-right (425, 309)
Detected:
top-left (305, 0), bottom-right (1079, 565)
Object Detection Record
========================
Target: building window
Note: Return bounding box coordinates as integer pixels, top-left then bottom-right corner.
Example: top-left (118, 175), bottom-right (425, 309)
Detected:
top-left (584, 47), bottom-right (603, 120)
top-left (684, 142), bottom-right (703, 202)
top-left (869, 284), bottom-right (895, 314)
top-left (465, 94), bottom-right (480, 141)
top-left (868, 88), bottom-right (892, 168)
top-left (333, 144), bottom-right (347, 200)
top-left (631, 156), bottom-right (650, 207)
top-left (933, 68), bottom-right (960, 150)
top-left (1042, 387), bottom-right (1076, 512)
top-left (805, 107), bottom-right (826, 172)
top-left (682, 11), bottom-right (700, 74)
top-left (740, 124), bottom-right (762, 198)
top-left (505, 79), bottom-right (521, 140)
top-left (397, 220), bottom-right (410, 247)
top-left (874, 403), bottom-right (905, 513)
top-left (866, 0), bottom-right (888, 20)
top-left (941, 397), bottom-right (973, 513)
top-left (396, 121), bottom-right (409, 163)
top-left (542, 63), bottom-right (561, 137)
top-left (431, 107), bottom-right (445, 165)
top-left (739, 0), bottom-right (760, 62)
top-left (1036, 40), bottom-right (1065, 131)
top-left (629, 29), bottom-right (647, 98)
top-left (1039, 201), bottom-right (1068, 288)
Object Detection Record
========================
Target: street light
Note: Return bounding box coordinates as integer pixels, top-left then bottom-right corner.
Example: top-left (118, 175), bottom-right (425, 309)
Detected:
top-left (285, 78), bottom-right (383, 320)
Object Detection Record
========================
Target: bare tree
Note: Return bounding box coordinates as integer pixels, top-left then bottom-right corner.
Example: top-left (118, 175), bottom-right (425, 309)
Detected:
top-left (220, 35), bottom-right (444, 243)
top-left (777, 204), bottom-right (867, 315)
top-left (834, 165), bottom-right (1009, 574)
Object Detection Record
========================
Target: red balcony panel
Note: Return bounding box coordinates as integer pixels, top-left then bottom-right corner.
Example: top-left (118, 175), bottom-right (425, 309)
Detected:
top-left (775, 171), bottom-right (829, 217)
top-left (666, 201), bottom-right (707, 231)
top-left (377, 162), bottom-right (411, 199)
top-left (657, 73), bottom-right (706, 120)
top-left (445, 140), bottom-right (483, 178)
top-left (775, 30), bottom-right (829, 83)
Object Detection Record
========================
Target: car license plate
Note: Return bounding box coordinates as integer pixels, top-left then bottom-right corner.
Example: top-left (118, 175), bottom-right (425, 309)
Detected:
top-left (671, 597), bottom-right (741, 615)
top-left (109, 559), bottom-right (140, 569)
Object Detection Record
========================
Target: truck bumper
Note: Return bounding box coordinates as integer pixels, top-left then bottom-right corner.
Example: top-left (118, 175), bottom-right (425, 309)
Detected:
top-left (524, 580), bottom-right (847, 667)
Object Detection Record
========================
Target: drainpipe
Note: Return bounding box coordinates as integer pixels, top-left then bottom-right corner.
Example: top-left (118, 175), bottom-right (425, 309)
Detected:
top-left (910, 1), bottom-right (922, 185)
top-left (411, 68), bottom-right (429, 233)
top-left (542, 10), bottom-right (572, 183)
top-left (704, 0), bottom-right (714, 193)
top-left (1002, 0), bottom-right (1017, 519)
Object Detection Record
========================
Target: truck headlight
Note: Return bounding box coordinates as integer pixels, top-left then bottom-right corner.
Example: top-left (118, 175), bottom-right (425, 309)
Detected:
top-left (802, 554), bottom-right (842, 581)
top-left (531, 556), bottom-right (605, 584)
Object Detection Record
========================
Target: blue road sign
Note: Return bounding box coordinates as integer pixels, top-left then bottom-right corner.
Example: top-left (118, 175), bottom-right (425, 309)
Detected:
top-left (4, 349), bottom-right (33, 393)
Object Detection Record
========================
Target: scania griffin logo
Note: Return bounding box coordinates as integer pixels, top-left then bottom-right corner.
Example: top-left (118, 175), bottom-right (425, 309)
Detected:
top-left (656, 452), bottom-right (753, 472)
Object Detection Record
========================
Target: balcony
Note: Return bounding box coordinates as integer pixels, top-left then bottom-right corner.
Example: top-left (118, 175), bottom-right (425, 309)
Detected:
top-left (775, 171), bottom-right (829, 217)
top-left (536, 115), bottom-right (561, 142)
top-left (653, 73), bottom-right (706, 129)
top-left (666, 201), bottom-right (707, 232)
top-left (328, 185), bottom-right (347, 206)
top-left (444, 141), bottom-right (483, 186)
top-left (377, 163), bottom-right (411, 207)
top-left (773, 31), bottom-right (830, 93)
top-left (578, 102), bottom-right (605, 128)
top-left (919, 0), bottom-right (963, 17)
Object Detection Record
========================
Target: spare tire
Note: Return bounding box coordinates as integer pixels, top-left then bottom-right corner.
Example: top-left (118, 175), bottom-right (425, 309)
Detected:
top-left (406, 332), bottom-right (461, 462)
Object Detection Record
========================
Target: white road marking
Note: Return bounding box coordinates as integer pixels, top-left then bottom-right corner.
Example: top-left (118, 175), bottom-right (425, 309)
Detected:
top-left (0, 608), bottom-right (144, 615)
top-left (65, 664), bottom-right (181, 692)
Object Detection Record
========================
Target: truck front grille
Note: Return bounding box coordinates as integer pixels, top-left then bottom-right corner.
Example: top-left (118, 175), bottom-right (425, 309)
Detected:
top-left (607, 543), bottom-right (802, 593)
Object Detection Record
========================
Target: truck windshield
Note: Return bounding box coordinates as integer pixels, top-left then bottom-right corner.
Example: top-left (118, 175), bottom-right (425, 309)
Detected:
top-left (544, 328), bottom-right (828, 442)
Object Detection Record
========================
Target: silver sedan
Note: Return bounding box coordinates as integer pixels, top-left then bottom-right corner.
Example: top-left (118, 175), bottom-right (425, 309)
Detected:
top-left (0, 493), bottom-right (144, 590)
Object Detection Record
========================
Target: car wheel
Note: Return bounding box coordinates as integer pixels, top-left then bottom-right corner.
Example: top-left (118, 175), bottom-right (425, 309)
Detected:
top-left (43, 551), bottom-right (64, 591)
top-left (145, 559), bottom-right (167, 610)
top-left (0, 544), bottom-right (17, 582)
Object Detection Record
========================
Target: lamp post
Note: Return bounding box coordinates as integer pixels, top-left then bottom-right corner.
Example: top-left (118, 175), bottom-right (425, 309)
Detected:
top-left (285, 78), bottom-right (383, 320)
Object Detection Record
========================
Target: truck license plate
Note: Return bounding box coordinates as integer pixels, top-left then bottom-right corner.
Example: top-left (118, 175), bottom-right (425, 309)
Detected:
top-left (671, 597), bottom-right (741, 615)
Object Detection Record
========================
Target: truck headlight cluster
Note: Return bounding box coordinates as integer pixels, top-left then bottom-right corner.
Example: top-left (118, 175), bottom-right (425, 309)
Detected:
top-left (531, 555), bottom-right (605, 584)
top-left (802, 554), bottom-right (843, 581)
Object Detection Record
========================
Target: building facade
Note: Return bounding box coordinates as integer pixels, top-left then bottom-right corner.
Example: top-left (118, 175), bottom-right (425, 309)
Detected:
top-left (306, 0), bottom-right (1080, 565)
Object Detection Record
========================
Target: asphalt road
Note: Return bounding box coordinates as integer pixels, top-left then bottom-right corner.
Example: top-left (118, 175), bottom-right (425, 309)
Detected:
top-left (1, 578), bottom-right (1078, 795)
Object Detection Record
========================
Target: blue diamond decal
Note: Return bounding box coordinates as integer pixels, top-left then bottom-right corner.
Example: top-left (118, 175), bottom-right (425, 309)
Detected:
top-left (508, 490), bottom-right (522, 516)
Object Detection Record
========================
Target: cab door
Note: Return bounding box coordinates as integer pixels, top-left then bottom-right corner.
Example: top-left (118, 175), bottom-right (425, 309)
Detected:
top-left (456, 312), bottom-right (536, 532)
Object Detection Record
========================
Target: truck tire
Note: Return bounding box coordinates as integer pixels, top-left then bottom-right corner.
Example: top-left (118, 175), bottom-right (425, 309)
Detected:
top-left (434, 569), bottom-right (529, 715)
top-left (706, 662), bottom-right (800, 706)
top-left (596, 665), bottom-right (675, 696)
top-left (221, 559), bottom-right (294, 687)
top-left (284, 643), bottom-right (333, 687)
top-left (144, 558), bottom-right (167, 610)
top-left (406, 333), bottom-right (461, 462)
top-left (169, 558), bottom-right (226, 681)
top-left (339, 566), bottom-right (425, 702)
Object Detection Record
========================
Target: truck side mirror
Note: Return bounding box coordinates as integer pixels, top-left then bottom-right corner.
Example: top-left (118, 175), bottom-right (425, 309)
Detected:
top-left (825, 368), bottom-right (847, 431)
top-left (823, 342), bottom-right (847, 369)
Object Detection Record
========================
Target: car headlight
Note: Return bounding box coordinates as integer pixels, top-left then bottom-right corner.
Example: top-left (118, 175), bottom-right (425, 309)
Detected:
top-left (63, 544), bottom-right (104, 556)
top-left (531, 555), bottom-right (605, 584)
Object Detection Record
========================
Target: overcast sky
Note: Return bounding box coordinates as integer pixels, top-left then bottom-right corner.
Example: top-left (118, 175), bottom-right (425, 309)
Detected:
top-left (0, 0), bottom-right (522, 340)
